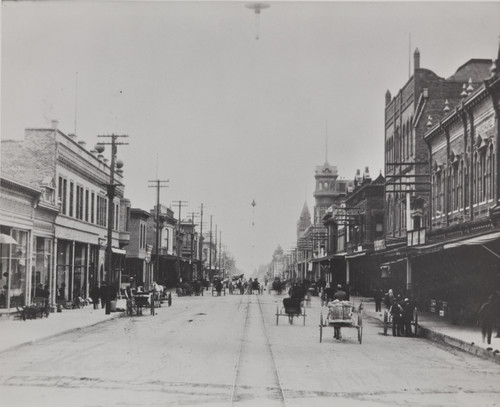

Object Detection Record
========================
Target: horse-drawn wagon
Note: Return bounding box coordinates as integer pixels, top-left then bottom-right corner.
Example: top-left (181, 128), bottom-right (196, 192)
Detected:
top-left (319, 300), bottom-right (363, 343)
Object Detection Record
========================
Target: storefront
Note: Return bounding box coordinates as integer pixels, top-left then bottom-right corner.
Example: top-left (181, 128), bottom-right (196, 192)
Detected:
top-left (31, 236), bottom-right (53, 299)
top-left (0, 227), bottom-right (30, 309)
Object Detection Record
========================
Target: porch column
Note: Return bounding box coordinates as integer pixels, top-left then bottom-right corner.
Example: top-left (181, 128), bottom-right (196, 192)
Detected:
top-left (346, 258), bottom-right (350, 285)
top-left (70, 241), bottom-right (75, 301)
top-left (406, 256), bottom-right (412, 292)
top-left (52, 238), bottom-right (58, 306)
top-left (27, 231), bottom-right (34, 304)
top-left (86, 243), bottom-right (90, 297)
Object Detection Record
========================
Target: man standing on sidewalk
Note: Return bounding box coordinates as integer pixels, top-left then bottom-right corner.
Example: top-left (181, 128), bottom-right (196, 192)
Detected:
top-left (478, 295), bottom-right (496, 345)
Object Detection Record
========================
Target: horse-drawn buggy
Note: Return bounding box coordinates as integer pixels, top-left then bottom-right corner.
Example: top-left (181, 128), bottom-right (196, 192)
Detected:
top-left (127, 292), bottom-right (153, 316)
top-left (319, 300), bottom-right (363, 343)
top-left (211, 276), bottom-right (226, 296)
top-left (275, 297), bottom-right (306, 325)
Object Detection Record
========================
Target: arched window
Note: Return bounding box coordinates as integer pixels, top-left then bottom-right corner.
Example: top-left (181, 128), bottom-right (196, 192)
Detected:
top-left (402, 123), bottom-right (406, 161)
top-left (480, 149), bottom-right (486, 202)
top-left (490, 145), bottom-right (495, 200)
top-left (410, 116), bottom-right (414, 157)
top-left (445, 166), bottom-right (455, 212)
top-left (473, 152), bottom-right (478, 205)
top-left (453, 164), bottom-right (458, 211)
top-left (457, 161), bottom-right (463, 211)
top-left (395, 127), bottom-right (400, 161)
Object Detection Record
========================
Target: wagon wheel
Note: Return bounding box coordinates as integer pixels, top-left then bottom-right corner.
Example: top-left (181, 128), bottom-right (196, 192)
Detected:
top-left (319, 313), bottom-right (323, 343)
top-left (383, 310), bottom-right (388, 335)
top-left (358, 326), bottom-right (363, 344)
top-left (276, 304), bottom-right (279, 326)
top-left (289, 314), bottom-right (294, 324)
top-left (303, 309), bottom-right (306, 326)
top-left (150, 298), bottom-right (155, 316)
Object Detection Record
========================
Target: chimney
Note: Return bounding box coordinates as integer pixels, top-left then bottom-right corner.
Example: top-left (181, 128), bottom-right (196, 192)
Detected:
top-left (414, 48), bottom-right (420, 71)
top-left (385, 90), bottom-right (392, 106)
top-left (51, 120), bottom-right (59, 129)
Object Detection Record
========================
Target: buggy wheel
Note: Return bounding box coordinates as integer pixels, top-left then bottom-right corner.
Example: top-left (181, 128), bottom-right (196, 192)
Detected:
top-left (276, 304), bottom-right (279, 326)
top-left (358, 326), bottom-right (363, 344)
top-left (383, 310), bottom-right (388, 335)
top-left (319, 313), bottom-right (323, 343)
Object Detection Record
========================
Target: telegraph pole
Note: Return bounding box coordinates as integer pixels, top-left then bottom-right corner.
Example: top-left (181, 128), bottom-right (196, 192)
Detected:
top-left (97, 134), bottom-right (128, 314)
top-left (172, 200), bottom-right (188, 283)
top-left (187, 211), bottom-right (199, 280)
top-left (214, 224), bottom-right (218, 276)
top-left (209, 215), bottom-right (213, 281)
top-left (148, 179), bottom-right (169, 287)
top-left (218, 230), bottom-right (222, 279)
top-left (199, 204), bottom-right (204, 275)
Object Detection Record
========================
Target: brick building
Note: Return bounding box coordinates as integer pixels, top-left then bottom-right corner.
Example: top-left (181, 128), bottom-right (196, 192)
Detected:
top-left (412, 46), bottom-right (500, 321)
top-left (1, 123), bottom-right (130, 307)
top-left (384, 49), bottom-right (491, 240)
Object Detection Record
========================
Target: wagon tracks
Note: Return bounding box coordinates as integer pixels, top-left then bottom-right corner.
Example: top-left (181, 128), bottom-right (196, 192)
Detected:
top-left (230, 294), bottom-right (287, 406)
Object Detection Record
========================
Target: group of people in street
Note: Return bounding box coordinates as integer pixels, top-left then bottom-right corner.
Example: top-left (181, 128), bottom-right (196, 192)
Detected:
top-left (388, 293), bottom-right (415, 337)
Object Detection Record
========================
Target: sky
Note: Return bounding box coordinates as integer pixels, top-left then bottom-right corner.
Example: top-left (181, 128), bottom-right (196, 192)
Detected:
top-left (1, 1), bottom-right (499, 275)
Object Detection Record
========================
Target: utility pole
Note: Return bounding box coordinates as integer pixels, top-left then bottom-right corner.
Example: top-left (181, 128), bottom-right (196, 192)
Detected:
top-left (148, 179), bottom-right (169, 287)
top-left (214, 224), bottom-right (218, 276)
top-left (172, 200), bottom-right (188, 283)
top-left (187, 211), bottom-right (199, 280)
top-left (218, 230), bottom-right (222, 279)
top-left (97, 134), bottom-right (128, 314)
top-left (199, 204), bottom-right (204, 278)
top-left (209, 215), bottom-right (213, 281)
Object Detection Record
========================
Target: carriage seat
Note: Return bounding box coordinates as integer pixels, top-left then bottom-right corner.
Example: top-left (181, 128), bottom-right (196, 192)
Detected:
top-left (283, 298), bottom-right (302, 315)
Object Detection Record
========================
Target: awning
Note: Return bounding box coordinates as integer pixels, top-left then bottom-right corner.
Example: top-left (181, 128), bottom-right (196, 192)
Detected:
top-left (111, 247), bottom-right (126, 255)
top-left (380, 258), bottom-right (406, 267)
top-left (345, 251), bottom-right (367, 259)
top-left (443, 231), bottom-right (500, 249)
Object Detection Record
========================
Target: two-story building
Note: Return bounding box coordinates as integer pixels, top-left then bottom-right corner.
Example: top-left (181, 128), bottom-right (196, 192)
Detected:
top-left (1, 122), bottom-right (131, 307)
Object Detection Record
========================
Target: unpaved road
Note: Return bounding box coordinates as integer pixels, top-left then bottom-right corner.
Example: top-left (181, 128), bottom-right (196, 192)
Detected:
top-left (1, 293), bottom-right (499, 406)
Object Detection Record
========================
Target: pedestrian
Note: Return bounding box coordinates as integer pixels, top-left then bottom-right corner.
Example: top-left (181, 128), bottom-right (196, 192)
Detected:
top-left (402, 298), bottom-right (414, 337)
top-left (333, 284), bottom-right (347, 301)
top-left (478, 294), bottom-right (496, 345)
top-left (389, 298), bottom-right (403, 337)
top-left (374, 288), bottom-right (383, 312)
top-left (90, 285), bottom-right (100, 309)
top-left (99, 282), bottom-right (107, 309)
top-left (215, 279), bottom-right (223, 296)
top-left (384, 289), bottom-right (394, 309)
top-left (494, 292), bottom-right (500, 338)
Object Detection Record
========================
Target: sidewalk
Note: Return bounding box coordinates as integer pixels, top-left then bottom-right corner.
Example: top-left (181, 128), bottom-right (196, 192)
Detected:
top-left (0, 300), bottom-right (127, 354)
top-left (353, 296), bottom-right (500, 365)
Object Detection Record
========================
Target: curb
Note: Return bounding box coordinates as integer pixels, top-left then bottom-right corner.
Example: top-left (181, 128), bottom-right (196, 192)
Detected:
top-left (363, 312), bottom-right (500, 365)
top-left (0, 311), bottom-right (126, 355)
top-left (418, 326), bottom-right (500, 365)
